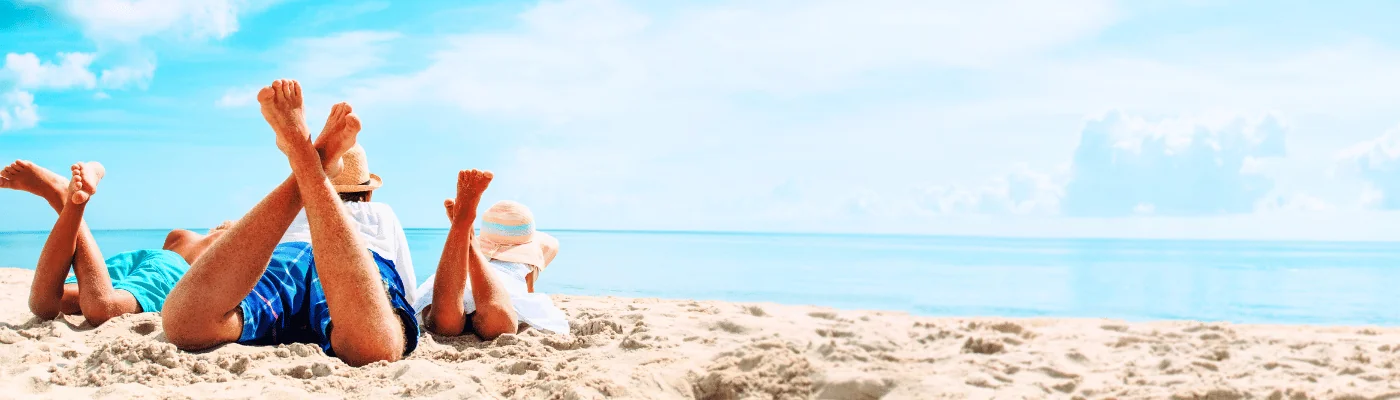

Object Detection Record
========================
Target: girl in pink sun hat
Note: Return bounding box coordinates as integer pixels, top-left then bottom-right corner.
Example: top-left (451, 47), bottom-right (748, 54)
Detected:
top-left (475, 200), bottom-right (560, 293)
top-left (414, 171), bottom-right (569, 338)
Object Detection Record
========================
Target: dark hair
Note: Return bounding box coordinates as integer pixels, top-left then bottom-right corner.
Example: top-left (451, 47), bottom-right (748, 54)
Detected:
top-left (339, 191), bottom-right (370, 203)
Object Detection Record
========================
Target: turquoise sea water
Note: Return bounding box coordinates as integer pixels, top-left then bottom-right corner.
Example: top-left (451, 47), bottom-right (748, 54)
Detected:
top-left (1, 229), bottom-right (1398, 326)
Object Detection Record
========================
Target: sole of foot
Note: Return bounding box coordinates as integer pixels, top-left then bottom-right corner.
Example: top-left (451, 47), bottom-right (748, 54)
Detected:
top-left (68, 162), bottom-right (105, 205)
top-left (316, 102), bottom-right (361, 178)
top-left (0, 160), bottom-right (68, 199)
top-left (453, 169), bottom-right (494, 224)
top-left (257, 79), bottom-right (309, 156)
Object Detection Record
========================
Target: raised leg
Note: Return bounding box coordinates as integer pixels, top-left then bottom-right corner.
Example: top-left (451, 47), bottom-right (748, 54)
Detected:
top-left (162, 82), bottom-right (362, 351)
top-left (29, 162), bottom-right (136, 324)
top-left (429, 170), bottom-right (519, 339)
top-left (4, 161), bottom-right (102, 319)
top-left (254, 80), bottom-right (401, 366)
top-left (63, 162), bottom-right (139, 325)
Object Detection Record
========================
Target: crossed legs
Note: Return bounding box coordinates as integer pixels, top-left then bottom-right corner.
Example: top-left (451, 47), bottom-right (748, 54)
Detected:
top-left (162, 80), bottom-right (404, 366)
top-left (2, 160), bottom-right (136, 324)
top-left (428, 170), bottom-right (520, 339)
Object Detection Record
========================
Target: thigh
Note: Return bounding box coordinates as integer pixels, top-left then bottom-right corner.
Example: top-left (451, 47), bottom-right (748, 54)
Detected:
top-left (315, 250), bottom-right (421, 357)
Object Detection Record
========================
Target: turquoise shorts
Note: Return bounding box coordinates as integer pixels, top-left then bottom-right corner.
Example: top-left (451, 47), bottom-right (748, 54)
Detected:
top-left (64, 249), bottom-right (190, 313)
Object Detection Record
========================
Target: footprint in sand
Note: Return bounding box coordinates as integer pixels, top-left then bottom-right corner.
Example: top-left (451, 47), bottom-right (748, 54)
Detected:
top-left (710, 320), bottom-right (749, 334)
top-left (130, 321), bottom-right (159, 336)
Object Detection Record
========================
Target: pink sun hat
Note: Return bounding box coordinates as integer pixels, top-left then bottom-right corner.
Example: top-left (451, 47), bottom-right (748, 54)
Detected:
top-left (477, 200), bottom-right (559, 274)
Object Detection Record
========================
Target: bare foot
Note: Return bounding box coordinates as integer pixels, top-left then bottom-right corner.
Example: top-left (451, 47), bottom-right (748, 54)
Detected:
top-left (0, 160), bottom-right (68, 205)
top-left (67, 162), bottom-right (105, 205)
top-left (452, 169), bottom-right (493, 225)
top-left (257, 79), bottom-right (310, 155)
top-left (314, 102), bottom-right (361, 178)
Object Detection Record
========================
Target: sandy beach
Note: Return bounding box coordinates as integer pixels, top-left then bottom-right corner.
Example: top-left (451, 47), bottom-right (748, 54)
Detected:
top-left (1, 268), bottom-right (1399, 399)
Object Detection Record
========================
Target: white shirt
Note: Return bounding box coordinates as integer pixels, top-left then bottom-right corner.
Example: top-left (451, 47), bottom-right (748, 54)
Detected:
top-left (279, 202), bottom-right (418, 304)
top-left (414, 260), bottom-right (571, 335)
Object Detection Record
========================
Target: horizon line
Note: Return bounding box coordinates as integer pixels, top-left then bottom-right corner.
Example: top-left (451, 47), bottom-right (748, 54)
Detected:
top-left (1, 227), bottom-right (1398, 245)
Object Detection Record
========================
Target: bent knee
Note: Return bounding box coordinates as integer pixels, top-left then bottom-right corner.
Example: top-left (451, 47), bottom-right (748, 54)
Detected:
top-left (333, 335), bottom-right (405, 366)
top-left (162, 310), bottom-right (236, 351)
top-left (28, 302), bottom-right (59, 321)
top-left (472, 310), bottom-right (519, 340)
top-left (163, 229), bottom-right (196, 248)
top-left (78, 296), bottom-right (137, 326)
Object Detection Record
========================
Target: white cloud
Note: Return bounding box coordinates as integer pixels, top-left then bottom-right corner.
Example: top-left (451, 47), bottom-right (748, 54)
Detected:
top-left (98, 59), bottom-right (156, 89)
top-left (284, 31), bottom-right (402, 83)
top-left (967, 40), bottom-right (1400, 120)
top-left (1340, 126), bottom-right (1400, 209)
top-left (2, 52), bottom-right (98, 90)
top-left (344, 0), bottom-right (1117, 120)
top-left (215, 85), bottom-right (260, 107)
top-left (331, 0), bottom-right (1121, 229)
top-left (915, 166), bottom-right (1065, 216)
top-left (0, 90), bottom-right (40, 132)
top-left (31, 0), bottom-right (278, 43)
top-left (1255, 192), bottom-right (1334, 213)
top-left (1061, 111), bottom-right (1288, 216)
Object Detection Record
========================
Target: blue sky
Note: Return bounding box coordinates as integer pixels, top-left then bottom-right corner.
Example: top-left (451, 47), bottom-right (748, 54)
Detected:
top-left (5, 0), bottom-right (1400, 240)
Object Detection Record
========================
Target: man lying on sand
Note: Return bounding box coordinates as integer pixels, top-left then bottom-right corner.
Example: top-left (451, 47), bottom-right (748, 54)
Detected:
top-left (0, 160), bottom-right (227, 325)
top-left (161, 80), bottom-right (419, 367)
top-left (415, 171), bottom-right (570, 339)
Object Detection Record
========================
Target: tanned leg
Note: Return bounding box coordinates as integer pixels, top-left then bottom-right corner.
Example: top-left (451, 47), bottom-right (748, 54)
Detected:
top-left (260, 81), bottom-right (403, 366)
top-left (162, 83), bottom-right (362, 351)
top-left (429, 170), bottom-right (519, 339)
top-left (4, 161), bottom-right (90, 318)
top-left (57, 162), bottom-right (140, 325)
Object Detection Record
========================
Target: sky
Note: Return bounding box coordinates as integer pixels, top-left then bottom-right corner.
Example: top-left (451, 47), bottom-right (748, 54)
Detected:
top-left (4, 0), bottom-right (1400, 240)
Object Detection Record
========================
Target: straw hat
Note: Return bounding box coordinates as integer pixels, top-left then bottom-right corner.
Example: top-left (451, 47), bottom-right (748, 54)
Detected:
top-left (332, 144), bottom-right (383, 193)
top-left (477, 200), bottom-right (559, 273)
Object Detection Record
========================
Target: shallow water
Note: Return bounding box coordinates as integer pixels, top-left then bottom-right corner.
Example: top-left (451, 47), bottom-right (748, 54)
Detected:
top-left (2, 229), bottom-right (1398, 326)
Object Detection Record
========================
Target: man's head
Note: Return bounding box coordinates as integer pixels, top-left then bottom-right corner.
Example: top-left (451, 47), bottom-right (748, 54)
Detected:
top-left (331, 144), bottom-right (382, 201)
top-left (339, 190), bottom-right (372, 203)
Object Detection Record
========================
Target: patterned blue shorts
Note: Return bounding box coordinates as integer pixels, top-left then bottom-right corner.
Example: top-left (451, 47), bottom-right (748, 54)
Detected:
top-left (236, 242), bottom-right (419, 357)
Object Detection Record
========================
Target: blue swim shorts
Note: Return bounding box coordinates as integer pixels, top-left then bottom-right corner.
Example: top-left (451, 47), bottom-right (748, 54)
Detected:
top-left (235, 242), bottom-right (419, 357)
top-left (65, 249), bottom-right (190, 313)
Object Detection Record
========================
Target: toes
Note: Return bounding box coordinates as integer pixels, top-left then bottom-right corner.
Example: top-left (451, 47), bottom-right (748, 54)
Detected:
top-left (444, 199), bottom-right (455, 219)
top-left (257, 86), bottom-right (276, 103)
top-left (0, 178), bottom-right (10, 188)
top-left (482, 171), bottom-right (494, 181)
top-left (344, 113), bottom-right (361, 132)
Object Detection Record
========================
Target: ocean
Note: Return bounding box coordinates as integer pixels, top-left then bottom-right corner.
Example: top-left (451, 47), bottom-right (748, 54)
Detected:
top-left (1, 229), bottom-right (1398, 326)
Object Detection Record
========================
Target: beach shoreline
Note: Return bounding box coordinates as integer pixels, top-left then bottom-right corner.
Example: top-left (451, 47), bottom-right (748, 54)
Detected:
top-left (2, 267), bottom-right (1398, 399)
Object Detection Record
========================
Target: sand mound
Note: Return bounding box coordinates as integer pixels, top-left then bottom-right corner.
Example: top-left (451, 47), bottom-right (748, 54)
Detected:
top-left (5, 268), bottom-right (1400, 399)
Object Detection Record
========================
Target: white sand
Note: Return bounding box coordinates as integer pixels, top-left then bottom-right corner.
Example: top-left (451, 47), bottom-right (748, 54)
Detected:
top-left (3, 268), bottom-right (1400, 399)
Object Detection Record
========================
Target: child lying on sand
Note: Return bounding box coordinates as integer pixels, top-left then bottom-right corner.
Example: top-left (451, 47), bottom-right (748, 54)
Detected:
top-left (0, 160), bottom-right (226, 325)
top-left (416, 170), bottom-right (570, 339)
